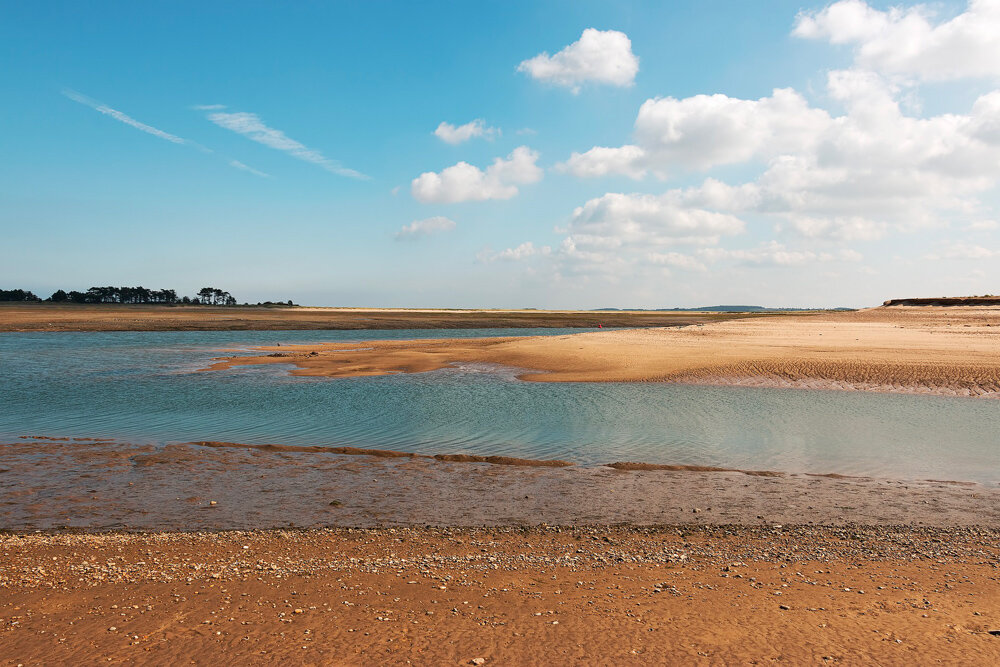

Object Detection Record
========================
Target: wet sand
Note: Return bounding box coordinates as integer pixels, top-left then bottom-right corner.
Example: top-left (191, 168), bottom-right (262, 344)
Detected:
top-left (0, 303), bottom-right (752, 332)
top-left (4, 438), bottom-right (999, 532)
top-left (206, 306), bottom-right (1000, 397)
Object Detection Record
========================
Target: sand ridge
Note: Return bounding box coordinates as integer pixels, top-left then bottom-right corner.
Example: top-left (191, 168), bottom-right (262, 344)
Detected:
top-left (204, 306), bottom-right (1000, 397)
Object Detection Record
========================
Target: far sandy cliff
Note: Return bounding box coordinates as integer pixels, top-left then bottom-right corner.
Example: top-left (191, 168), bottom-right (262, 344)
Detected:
top-left (207, 305), bottom-right (1000, 397)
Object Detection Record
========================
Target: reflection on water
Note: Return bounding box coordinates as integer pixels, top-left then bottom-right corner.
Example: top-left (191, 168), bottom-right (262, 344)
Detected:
top-left (1, 329), bottom-right (998, 484)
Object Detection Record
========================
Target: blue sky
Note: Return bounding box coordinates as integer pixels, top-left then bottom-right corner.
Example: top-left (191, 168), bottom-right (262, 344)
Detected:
top-left (2, 0), bottom-right (999, 308)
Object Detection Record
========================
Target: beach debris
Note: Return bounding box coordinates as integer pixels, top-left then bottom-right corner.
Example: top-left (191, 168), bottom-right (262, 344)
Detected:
top-left (470, 659), bottom-right (487, 666)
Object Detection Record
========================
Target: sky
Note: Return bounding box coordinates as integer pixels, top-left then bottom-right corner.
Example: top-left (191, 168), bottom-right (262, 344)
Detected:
top-left (2, 0), bottom-right (1000, 308)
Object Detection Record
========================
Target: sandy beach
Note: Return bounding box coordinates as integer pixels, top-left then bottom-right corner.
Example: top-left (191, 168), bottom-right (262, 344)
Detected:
top-left (205, 305), bottom-right (1000, 397)
top-left (5, 305), bottom-right (1000, 663)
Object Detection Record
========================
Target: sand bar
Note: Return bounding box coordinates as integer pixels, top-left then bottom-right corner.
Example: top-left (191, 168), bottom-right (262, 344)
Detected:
top-left (0, 303), bottom-right (754, 332)
top-left (205, 306), bottom-right (1000, 397)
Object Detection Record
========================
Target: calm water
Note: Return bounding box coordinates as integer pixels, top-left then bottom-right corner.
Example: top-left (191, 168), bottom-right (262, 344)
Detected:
top-left (1, 330), bottom-right (998, 484)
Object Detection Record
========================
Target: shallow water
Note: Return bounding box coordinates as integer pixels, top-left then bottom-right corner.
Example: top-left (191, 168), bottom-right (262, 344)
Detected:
top-left (1, 329), bottom-right (998, 484)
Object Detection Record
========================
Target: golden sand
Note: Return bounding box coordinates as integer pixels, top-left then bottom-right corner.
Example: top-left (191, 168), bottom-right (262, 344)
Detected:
top-left (205, 306), bottom-right (1000, 397)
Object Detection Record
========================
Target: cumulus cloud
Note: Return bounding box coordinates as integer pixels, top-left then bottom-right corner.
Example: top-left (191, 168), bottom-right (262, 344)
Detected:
top-left (395, 216), bottom-right (457, 240)
top-left (206, 111), bottom-right (366, 179)
top-left (434, 119), bottom-right (497, 144)
top-left (559, 145), bottom-right (647, 179)
top-left (794, 0), bottom-right (1000, 81)
top-left (559, 67), bottom-right (1000, 241)
top-left (517, 28), bottom-right (639, 92)
top-left (411, 146), bottom-right (543, 203)
top-left (558, 88), bottom-right (831, 178)
top-left (568, 192), bottom-right (745, 248)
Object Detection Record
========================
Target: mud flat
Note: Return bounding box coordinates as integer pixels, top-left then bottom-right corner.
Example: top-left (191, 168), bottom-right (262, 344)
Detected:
top-left (205, 306), bottom-right (1000, 398)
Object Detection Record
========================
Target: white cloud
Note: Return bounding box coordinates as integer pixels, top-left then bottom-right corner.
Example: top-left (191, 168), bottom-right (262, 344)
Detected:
top-left (395, 216), bottom-right (457, 240)
top-left (559, 88), bottom-right (831, 178)
top-left (699, 242), bottom-right (863, 267)
top-left (64, 90), bottom-right (269, 178)
top-left (647, 251), bottom-right (707, 271)
top-left (966, 219), bottom-right (999, 231)
top-left (925, 242), bottom-right (1000, 260)
top-left (569, 192), bottom-right (745, 248)
top-left (192, 104), bottom-right (227, 111)
top-left (559, 68), bottom-right (1000, 241)
top-left (63, 89), bottom-right (186, 144)
top-left (517, 28), bottom-right (639, 92)
top-left (228, 160), bottom-right (270, 178)
top-left (794, 0), bottom-right (1000, 81)
top-left (206, 111), bottom-right (367, 179)
top-left (411, 146), bottom-right (543, 203)
top-left (434, 119), bottom-right (497, 144)
top-left (559, 145), bottom-right (647, 179)
top-left (490, 242), bottom-right (552, 261)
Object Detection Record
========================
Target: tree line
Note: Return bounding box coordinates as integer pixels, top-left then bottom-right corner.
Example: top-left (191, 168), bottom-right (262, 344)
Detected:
top-left (1, 286), bottom-right (241, 305)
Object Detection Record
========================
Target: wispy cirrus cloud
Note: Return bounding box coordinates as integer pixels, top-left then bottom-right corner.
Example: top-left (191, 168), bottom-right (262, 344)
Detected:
top-left (64, 90), bottom-right (269, 178)
top-left (63, 89), bottom-right (186, 144)
top-left (205, 111), bottom-right (367, 179)
top-left (228, 160), bottom-right (270, 178)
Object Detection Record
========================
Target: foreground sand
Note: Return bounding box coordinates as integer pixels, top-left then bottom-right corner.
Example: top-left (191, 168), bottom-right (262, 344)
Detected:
top-left (206, 306), bottom-right (1000, 397)
top-left (4, 439), bottom-right (1000, 662)
top-left (3, 526), bottom-right (1000, 665)
top-left (0, 303), bottom-right (750, 332)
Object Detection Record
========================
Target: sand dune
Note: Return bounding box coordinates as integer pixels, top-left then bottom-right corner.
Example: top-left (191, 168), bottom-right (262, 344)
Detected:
top-left (206, 306), bottom-right (1000, 397)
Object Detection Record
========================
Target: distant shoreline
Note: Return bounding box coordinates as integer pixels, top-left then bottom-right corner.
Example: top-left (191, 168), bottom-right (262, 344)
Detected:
top-left (0, 302), bottom-right (768, 332)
